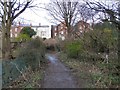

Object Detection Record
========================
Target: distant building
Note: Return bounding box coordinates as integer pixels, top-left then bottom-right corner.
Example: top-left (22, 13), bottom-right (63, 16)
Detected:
top-left (10, 22), bottom-right (31, 38)
top-left (10, 25), bottom-right (22, 38)
top-left (73, 20), bottom-right (91, 38)
top-left (51, 22), bottom-right (67, 40)
top-left (32, 25), bottom-right (51, 39)
top-left (51, 21), bottom-right (92, 40)
top-left (10, 22), bottom-right (51, 39)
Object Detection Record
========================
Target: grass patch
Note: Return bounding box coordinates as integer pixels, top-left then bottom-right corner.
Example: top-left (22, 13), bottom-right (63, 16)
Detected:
top-left (59, 52), bottom-right (94, 88)
top-left (58, 52), bottom-right (120, 88)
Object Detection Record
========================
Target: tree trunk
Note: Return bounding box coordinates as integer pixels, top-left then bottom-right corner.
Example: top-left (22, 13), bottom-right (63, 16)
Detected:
top-left (66, 25), bottom-right (73, 40)
top-left (2, 24), bottom-right (6, 59)
top-left (5, 23), bottom-right (11, 59)
top-left (2, 18), bottom-right (12, 60)
top-left (2, 1), bottom-right (12, 60)
top-left (2, 24), bottom-right (11, 60)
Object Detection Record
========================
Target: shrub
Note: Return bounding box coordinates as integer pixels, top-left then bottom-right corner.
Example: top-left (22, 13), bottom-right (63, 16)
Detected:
top-left (15, 34), bottom-right (31, 42)
top-left (65, 40), bottom-right (84, 58)
top-left (3, 37), bottom-right (46, 87)
top-left (17, 37), bottom-right (46, 70)
top-left (80, 22), bottom-right (118, 54)
top-left (21, 27), bottom-right (36, 38)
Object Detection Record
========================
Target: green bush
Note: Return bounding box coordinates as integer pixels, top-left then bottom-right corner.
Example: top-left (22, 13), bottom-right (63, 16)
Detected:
top-left (15, 33), bottom-right (31, 42)
top-left (65, 40), bottom-right (84, 58)
top-left (21, 27), bottom-right (36, 38)
top-left (17, 37), bottom-right (46, 70)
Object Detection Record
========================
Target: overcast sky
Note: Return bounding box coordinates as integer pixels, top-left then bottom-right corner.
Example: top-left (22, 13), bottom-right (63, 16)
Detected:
top-left (16, 0), bottom-right (116, 26)
top-left (17, 0), bottom-right (51, 26)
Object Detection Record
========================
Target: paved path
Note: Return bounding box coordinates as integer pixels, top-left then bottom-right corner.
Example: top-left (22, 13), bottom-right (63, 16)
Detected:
top-left (42, 53), bottom-right (78, 88)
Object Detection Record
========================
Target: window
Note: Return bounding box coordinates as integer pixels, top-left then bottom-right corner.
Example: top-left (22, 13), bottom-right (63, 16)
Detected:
top-left (61, 36), bottom-right (65, 40)
top-left (61, 31), bottom-right (64, 34)
top-left (10, 33), bottom-right (12, 37)
top-left (15, 33), bottom-right (17, 37)
top-left (80, 31), bottom-right (83, 33)
top-left (41, 31), bottom-right (46, 36)
top-left (55, 33), bottom-right (57, 36)
top-left (15, 28), bottom-right (17, 32)
top-left (79, 26), bottom-right (82, 30)
top-left (55, 28), bottom-right (56, 31)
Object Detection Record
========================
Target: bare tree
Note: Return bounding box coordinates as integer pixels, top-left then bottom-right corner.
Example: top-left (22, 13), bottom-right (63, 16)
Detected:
top-left (85, 0), bottom-right (120, 31)
top-left (0, 0), bottom-right (35, 59)
top-left (46, 0), bottom-right (79, 38)
top-left (85, 0), bottom-right (120, 57)
top-left (78, 3), bottom-right (97, 23)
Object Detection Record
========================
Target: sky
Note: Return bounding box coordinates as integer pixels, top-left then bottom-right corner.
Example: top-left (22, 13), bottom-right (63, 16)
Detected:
top-left (16, 0), bottom-right (116, 26)
top-left (17, 0), bottom-right (51, 26)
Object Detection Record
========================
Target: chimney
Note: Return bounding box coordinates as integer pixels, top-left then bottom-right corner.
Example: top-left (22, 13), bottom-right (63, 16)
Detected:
top-left (18, 22), bottom-right (21, 26)
top-left (39, 23), bottom-right (41, 26)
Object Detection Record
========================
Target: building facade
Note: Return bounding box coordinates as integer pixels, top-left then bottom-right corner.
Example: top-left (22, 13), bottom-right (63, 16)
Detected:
top-left (10, 22), bottom-right (30, 38)
top-left (51, 22), bottom-right (67, 40)
top-left (10, 25), bottom-right (23, 38)
top-left (10, 22), bottom-right (51, 39)
top-left (51, 21), bottom-right (91, 40)
top-left (32, 25), bottom-right (51, 39)
top-left (73, 21), bottom-right (91, 38)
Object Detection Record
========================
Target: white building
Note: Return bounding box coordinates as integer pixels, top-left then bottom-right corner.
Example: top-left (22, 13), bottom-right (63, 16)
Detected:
top-left (10, 22), bottom-right (51, 39)
top-left (32, 25), bottom-right (51, 39)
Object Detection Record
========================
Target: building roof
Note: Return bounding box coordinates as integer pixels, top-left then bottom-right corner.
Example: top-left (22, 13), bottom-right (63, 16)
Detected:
top-left (11, 24), bottom-right (49, 28)
top-left (31, 25), bottom-right (49, 28)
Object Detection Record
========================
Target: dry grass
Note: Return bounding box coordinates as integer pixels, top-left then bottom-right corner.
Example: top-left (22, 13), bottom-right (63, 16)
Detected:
top-left (58, 52), bottom-right (119, 88)
top-left (6, 63), bottom-right (47, 88)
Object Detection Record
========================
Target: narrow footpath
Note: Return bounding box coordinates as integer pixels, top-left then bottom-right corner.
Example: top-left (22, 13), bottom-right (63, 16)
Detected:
top-left (42, 53), bottom-right (78, 88)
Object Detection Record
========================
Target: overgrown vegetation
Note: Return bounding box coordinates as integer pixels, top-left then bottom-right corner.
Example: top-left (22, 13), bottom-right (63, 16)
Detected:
top-left (63, 40), bottom-right (84, 58)
top-left (8, 64), bottom-right (45, 88)
top-left (3, 37), bottom-right (47, 88)
top-left (17, 37), bottom-right (46, 70)
top-left (59, 22), bottom-right (119, 88)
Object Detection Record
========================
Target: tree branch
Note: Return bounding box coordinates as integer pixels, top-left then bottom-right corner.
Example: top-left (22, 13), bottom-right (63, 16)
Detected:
top-left (13, 1), bottom-right (31, 20)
